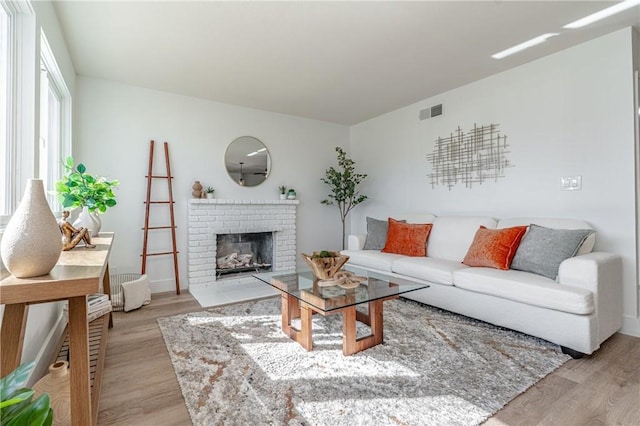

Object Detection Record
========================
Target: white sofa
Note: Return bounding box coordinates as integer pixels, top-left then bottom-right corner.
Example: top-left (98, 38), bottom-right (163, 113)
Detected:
top-left (342, 214), bottom-right (623, 357)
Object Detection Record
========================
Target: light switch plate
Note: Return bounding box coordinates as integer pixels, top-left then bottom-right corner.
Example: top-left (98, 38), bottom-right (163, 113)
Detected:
top-left (561, 176), bottom-right (582, 191)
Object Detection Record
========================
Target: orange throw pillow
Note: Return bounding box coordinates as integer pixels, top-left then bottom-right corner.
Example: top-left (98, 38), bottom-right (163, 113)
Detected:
top-left (462, 226), bottom-right (527, 270)
top-left (382, 218), bottom-right (433, 257)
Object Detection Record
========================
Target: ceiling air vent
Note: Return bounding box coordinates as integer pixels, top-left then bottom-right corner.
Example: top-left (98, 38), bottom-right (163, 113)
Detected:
top-left (419, 103), bottom-right (443, 120)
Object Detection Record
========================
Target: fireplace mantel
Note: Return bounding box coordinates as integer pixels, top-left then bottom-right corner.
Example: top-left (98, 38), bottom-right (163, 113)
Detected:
top-left (189, 199), bottom-right (300, 205)
top-left (187, 199), bottom-right (298, 287)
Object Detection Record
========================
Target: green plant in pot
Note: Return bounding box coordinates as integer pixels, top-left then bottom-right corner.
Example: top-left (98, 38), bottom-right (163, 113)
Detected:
top-left (205, 186), bottom-right (215, 199)
top-left (321, 147), bottom-right (368, 249)
top-left (0, 361), bottom-right (53, 426)
top-left (55, 157), bottom-right (119, 237)
top-left (278, 185), bottom-right (287, 200)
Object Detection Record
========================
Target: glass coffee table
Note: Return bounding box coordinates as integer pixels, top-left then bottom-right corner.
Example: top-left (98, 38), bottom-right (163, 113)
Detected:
top-left (253, 267), bottom-right (429, 355)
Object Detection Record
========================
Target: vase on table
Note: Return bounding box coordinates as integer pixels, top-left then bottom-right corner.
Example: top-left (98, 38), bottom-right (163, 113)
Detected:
top-left (90, 211), bottom-right (102, 237)
top-left (0, 178), bottom-right (62, 278)
top-left (33, 361), bottom-right (71, 426)
top-left (73, 206), bottom-right (100, 237)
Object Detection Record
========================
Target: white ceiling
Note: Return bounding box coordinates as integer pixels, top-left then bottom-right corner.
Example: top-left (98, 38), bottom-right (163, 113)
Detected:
top-left (53, 1), bottom-right (640, 125)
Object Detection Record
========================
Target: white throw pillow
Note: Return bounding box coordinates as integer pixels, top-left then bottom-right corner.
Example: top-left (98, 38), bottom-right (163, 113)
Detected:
top-left (122, 274), bottom-right (152, 312)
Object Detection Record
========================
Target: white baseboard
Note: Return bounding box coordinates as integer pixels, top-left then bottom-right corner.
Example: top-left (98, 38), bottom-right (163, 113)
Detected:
top-left (150, 277), bottom-right (183, 294)
top-left (27, 311), bottom-right (67, 386)
top-left (621, 315), bottom-right (640, 337)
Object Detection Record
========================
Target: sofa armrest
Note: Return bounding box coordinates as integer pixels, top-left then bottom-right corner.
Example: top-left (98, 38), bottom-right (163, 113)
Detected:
top-left (558, 252), bottom-right (623, 343)
top-left (558, 252), bottom-right (622, 294)
top-left (347, 234), bottom-right (367, 251)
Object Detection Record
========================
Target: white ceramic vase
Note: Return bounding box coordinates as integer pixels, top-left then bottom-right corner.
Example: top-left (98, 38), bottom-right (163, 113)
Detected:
top-left (90, 211), bottom-right (102, 237)
top-left (0, 179), bottom-right (62, 278)
top-left (73, 206), bottom-right (100, 237)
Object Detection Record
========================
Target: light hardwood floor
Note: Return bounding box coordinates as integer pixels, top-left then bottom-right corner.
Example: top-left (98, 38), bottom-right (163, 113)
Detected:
top-left (98, 292), bottom-right (640, 425)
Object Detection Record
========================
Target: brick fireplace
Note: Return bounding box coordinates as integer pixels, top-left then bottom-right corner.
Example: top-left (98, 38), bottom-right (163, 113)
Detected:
top-left (187, 199), bottom-right (298, 287)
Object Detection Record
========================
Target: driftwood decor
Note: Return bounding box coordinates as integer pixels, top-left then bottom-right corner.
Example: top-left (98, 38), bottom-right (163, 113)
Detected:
top-left (302, 251), bottom-right (349, 280)
top-left (427, 123), bottom-right (513, 190)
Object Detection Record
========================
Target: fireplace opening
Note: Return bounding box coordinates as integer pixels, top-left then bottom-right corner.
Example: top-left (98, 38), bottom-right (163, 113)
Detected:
top-left (216, 232), bottom-right (273, 278)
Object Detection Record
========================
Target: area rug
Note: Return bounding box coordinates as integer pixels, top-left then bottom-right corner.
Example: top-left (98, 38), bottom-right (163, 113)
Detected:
top-left (158, 298), bottom-right (570, 425)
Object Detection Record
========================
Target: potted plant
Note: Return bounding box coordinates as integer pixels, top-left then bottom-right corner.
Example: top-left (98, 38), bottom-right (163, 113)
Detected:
top-left (287, 188), bottom-right (297, 200)
top-left (205, 187), bottom-right (215, 199)
top-left (55, 157), bottom-right (119, 237)
top-left (321, 147), bottom-right (368, 249)
top-left (278, 185), bottom-right (287, 200)
top-left (0, 361), bottom-right (53, 425)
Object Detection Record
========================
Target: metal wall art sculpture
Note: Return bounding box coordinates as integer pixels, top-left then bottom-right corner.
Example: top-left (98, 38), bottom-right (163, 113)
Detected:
top-left (427, 123), bottom-right (512, 190)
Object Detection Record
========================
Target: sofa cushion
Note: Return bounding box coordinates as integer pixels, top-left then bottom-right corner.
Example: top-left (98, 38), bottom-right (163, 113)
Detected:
top-left (511, 224), bottom-right (595, 279)
top-left (382, 218), bottom-right (433, 256)
top-left (453, 268), bottom-right (594, 315)
top-left (363, 217), bottom-right (404, 250)
top-left (498, 217), bottom-right (595, 255)
top-left (392, 257), bottom-right (467, 285)
top-left (428, 216), bottom-right (498, 261)
top-left (341, 250), bottom-right (406, 272)
top-left (462, 226), bottom-right (527, 270)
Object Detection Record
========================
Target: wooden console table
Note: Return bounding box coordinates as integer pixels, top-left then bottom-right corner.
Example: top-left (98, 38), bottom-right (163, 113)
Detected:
top-left (0, 233), bottom-right (114, 426)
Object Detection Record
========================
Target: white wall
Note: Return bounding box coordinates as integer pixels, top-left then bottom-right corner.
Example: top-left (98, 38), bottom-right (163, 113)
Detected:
top-left (74, 77), bottom-right (350, 292)
top-left (350, 28), bottom-right (639, 336)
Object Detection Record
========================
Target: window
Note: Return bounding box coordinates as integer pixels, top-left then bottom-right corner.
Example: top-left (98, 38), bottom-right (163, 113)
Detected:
top-left (39, 31), bottom-right (71, 209)
top-left (0, 2), bottom-right (71, 225)
top-left (0, 5), bottom-right (11, 216)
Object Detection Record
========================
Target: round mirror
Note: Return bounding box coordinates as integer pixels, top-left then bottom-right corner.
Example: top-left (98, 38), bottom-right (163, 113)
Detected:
top-left (224, 136), bottom-right (271, 187)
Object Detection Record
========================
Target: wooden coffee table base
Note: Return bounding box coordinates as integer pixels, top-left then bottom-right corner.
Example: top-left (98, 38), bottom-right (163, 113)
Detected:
top-left (279, 293), bottom-right (396, 355)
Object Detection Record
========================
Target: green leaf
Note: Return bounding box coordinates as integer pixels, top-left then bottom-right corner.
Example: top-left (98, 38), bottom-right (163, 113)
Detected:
top-left (77, 163), bottom-right (86, 174)
top-left (0, 362), bottom-right (53, 426)
top-left (65, 157), bottom-right (74, 168)
top-left (0, 362), bottom-right (33, 401)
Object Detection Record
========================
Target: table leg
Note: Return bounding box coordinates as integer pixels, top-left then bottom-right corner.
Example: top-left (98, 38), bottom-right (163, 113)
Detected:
top-left (68, 296), bottom-right (92, 425)
top-left (342, 299), bottom-right (385, 356)
top-left (103, 264), bottom-right (113, 328)
top-left (298, 303), bottom-right (313, 351)
top-left (0, 303), bottom-right (28, 377)
top-left (281, 293), bottom-right (300, 331)
top-left (280, 294), bottom-right (313, 351)
top-left (342, 306), bottom-right (358, 355)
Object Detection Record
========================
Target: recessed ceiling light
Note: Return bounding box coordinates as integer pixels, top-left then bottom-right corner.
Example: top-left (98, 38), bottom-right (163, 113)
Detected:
top-left (564, 0), bottom-right (640, 29)
top-left (491, 33), bottom-right (559, 60)
top-left (247, 147), bottom-right (267, 157)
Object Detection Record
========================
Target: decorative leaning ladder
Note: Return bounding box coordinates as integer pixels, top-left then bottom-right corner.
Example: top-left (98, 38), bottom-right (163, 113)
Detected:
top-left (141, 140), bottom-right (180, 294)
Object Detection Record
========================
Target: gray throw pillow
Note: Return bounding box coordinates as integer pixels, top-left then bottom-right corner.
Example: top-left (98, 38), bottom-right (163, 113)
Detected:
top-left (511, 224), bottom-right (595, 280)
top-left (363, 217), bottom-right (404, 250)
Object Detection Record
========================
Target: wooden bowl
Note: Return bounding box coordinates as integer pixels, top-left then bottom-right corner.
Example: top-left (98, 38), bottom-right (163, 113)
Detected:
top-left (301, 252), bottom-right (350, 280)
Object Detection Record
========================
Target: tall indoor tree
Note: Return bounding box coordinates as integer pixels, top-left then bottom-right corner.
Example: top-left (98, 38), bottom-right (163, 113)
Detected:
top-left (321, 146), bottom-right (368, 249)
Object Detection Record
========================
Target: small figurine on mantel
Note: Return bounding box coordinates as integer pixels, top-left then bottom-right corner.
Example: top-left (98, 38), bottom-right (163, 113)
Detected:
top-left (192, 180), bottom-right (205, 198)
top-left (58, 210), bottom-right (95, 251)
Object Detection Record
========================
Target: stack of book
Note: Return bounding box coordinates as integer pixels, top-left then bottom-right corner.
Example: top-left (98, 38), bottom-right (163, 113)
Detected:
top-left (87, 293), bottom-right (112, 322)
